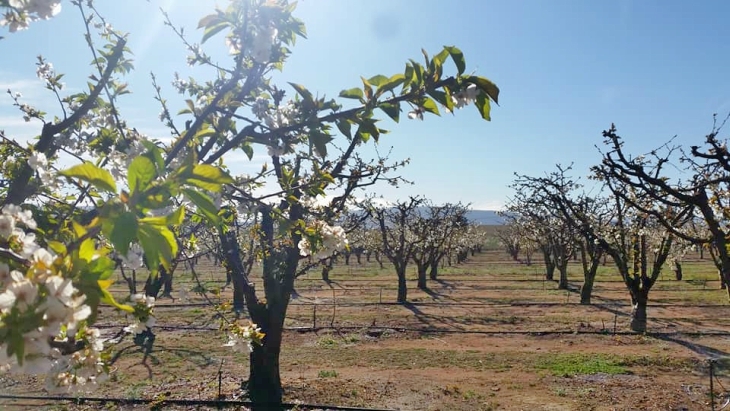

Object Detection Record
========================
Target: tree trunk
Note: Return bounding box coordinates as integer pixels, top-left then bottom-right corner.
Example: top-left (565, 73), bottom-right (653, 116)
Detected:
top-left (220, 230), bottom-right (246, 314)
top-left (557, 264), bottom-right (568, 290)
top-left (144, 265), bottom-right (170, 299)
top-left (321, 264), bottom-right (331, 283)
top-left (429, 259), bottom-right (439, 280)
top-left (416, 262), bottom-right (427, 290)
top-left (397, 268), bottom-right (407, 303)
top-left (248, 306), bottom-right (285, 411)
top-left (720, 269), bottom-right (727, 289)
top-left (672, 261), bottom-right (682, 281)
top-left (629, 291), bottom-right (649, 333)
top-left (344, 252), bottom-right (351, 266)
top-left (580, 273), bottom-right (595, 305)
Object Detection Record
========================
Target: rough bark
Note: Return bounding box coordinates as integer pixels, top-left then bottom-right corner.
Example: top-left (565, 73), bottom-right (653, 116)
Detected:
top-left (557, 263), bottom-right (568, 290)
top-left (629, 290), bottom-right (649, 333)
top-left (429, 258), bottom-right (439, 281)
top-left (416, 262), bottom-right (427, 290)
top-left (580, 274), bottom-right (595, 305)
top-left (397, 268), bottom-right (408, 303)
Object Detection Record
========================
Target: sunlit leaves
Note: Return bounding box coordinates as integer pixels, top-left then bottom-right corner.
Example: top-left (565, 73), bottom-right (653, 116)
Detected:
top-left (128, 156), bottom-right (156, 193)
top-left (184, 164), bottom-right (235, 192)
top-left (60, 162), bottom-right (117, 193)
top-left (339, 87), bottom-right (364, 100)
top-left (466, 75), bottom-right (500, 104)
top-left (444, 46), bottom-right (465, 75)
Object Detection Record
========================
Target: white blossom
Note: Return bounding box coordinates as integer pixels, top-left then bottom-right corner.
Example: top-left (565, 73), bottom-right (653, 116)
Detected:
top-left (0, 214), bottom-right (15, 239)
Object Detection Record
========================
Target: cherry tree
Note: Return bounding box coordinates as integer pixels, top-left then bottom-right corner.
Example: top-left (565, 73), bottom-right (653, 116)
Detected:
top-left (512, 166), bottom-right (609, 304)
top-left (410, 201), bottom-right (469, 287)
top-left (369, 196), bottom-right (424, 302)
top-left (507, 177), bottom-right (577, 289)
top-left (0, 0), bottom-right (499, 407)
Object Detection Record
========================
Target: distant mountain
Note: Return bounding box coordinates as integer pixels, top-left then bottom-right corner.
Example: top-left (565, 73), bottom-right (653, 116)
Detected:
top-left (466, 210), bottom-right (505, 225)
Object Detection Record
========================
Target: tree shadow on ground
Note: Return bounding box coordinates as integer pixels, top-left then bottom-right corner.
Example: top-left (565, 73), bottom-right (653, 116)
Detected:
top-left (651, 333), bottom-right (730, 360)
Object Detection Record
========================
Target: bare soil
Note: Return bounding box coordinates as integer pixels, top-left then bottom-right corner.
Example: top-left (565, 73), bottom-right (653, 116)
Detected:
top-left (1, 250), bottom-right (728, 410)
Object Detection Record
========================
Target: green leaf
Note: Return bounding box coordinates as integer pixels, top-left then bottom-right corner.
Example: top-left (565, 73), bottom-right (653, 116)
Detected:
top-left (78, 237), bottom-right (96, 263)
top-left (361, 77), bottom-right (373, 100)
top-left (378, 102), bottom-right (400, 123)
top-left (427, 89), bottom-right (453, 113)
top-left (466, 75), bottom-right (500, 105)
top-left (339, 88), bottom-right (364, 100)
top-left (336, 119), bottom-right (352, 138)
top-left (110, 212), bottom-right (138, 256)
top-left (201, 22), bottom-right (228, 44)
top-left (138, 224), bottom-right (178, 273)
top-left (289, 82), bottom-right (314, 105)
top-left (367, 75), bottom-right (389, 87)
top-left (141, 140), bottom-right (165, 172)
top-left (100, 288), bottom-right (134, 313)
top-left (186, 164), bottom-right (234, 192)
top-left (88, 256), bottom-right (116, 281)
top-left (128, 156), bottom-right (156, 193)
top-left (377, 74), bottom-right (405, 96)
top-left (197, 13), bottom-right (222, 29)
top-left (421, 97), bottom-right (440, 116)
top-left (432, 48), bottom-right (449, 66)
top-left (183, 188), bottom-right (220, 225)
top-left (444, 46), bottom-right (466, 75)
top-left (139, 206), bottom-right (185, 226)
top-left (475, 93), bottom-right (492, 121)
top-left (241, 142), bottom-right (254, 160)
top-left (310, 131), bottom-right (333, 157)
top-left (46, 241), bottom-right (66, 255)
top-left (60, 163), bottom-right (117, 193)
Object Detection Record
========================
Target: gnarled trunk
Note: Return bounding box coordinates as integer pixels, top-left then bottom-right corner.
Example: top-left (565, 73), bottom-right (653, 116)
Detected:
top-left (629, 290), bottom-right (649, 333)
top-left (416, 262), bottom-right (427, 290)
top-left (429, 259), bottom-right (439, 280)
top-left (557, 263), bottom-right (568, 290)
top-left (248, 304), bottom-right (285, 411)
top-left (397, 267), bottom-right (407, 303)
top-left (580, 274), bottom-right (595, 305)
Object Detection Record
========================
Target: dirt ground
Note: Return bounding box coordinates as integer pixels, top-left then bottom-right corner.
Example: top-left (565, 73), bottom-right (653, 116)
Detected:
top-left (1, 250), bottom-right (728, 410)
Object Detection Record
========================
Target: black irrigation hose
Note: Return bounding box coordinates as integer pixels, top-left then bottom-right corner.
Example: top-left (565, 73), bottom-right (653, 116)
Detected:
top-left (164, 277), bottom-right (726, 284)
top-left (91, 323), bottom-right (730, 337)
top-left (116, 301), bottom-right (730, 309)
top-left (0, 394), bottom-right (394, 411)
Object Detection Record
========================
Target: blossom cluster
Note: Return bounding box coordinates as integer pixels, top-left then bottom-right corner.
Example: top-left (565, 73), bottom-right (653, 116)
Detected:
top-left (1, 0), bottom-right (61, 32)
top-left (0, 205), bottom-right (107, 393)
top-left (222, 321), bottom-right (264, 353)
top-left (298, 221), bottom-right (348, 260)
top-left (408, 84), bottom-right (479, 120)
top-left (123, 293), bottom-right (156, 335)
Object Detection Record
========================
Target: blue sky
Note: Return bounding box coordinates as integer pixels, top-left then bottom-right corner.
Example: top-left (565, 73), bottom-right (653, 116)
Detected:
top-left (2, 0), bottom-right (730, 210)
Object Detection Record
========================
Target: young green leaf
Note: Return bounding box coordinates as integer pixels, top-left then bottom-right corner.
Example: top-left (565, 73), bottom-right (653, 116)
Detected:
top-left (109, 212), bottom-right (138, 256)
top-left (466, 75), bottom-right (500, 105)
top-left (289, 82), bottom-right (314, 105)
top-left (339, 87), bottom-right (364, 100)
top-left (444, 46), bottom-right (465, 75)
top-left (378, 102), bottom-right (401, 123)
top-left (475, 93), bottom-right (492, 121)
top-left (60, 163), bottom-right (117, 193)
top-left (183, 188), bottom-right (221, 225)
top-left (185, 164), bottom-right (234, 192)
top-left (421, 97), bottom-right (440, 116)
top-left (128, 156), bottom-right (156, 193)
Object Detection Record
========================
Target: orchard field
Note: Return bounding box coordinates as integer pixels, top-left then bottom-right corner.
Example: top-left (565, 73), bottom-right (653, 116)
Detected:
top-left (1, 237), bottom-right (728, 411)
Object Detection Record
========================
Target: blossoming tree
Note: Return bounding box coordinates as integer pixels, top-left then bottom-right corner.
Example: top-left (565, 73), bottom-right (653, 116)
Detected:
top-left (1, 0), bottom-right (499, 408)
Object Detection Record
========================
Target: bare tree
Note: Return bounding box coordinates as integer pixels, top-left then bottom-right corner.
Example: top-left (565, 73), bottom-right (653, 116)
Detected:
top-left (370, 196), bottom-right (425, 302)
